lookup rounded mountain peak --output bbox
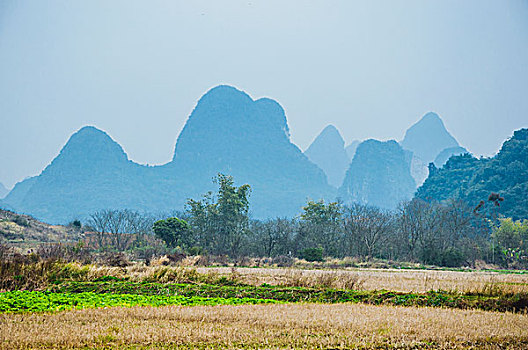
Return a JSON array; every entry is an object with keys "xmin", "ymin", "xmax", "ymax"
[
  {"xmin": 173, "ymin": 85, "xmax": 293, "ymax": 161},
  {"xmin": 57, "ymin": 126, "xmax": 129, "ymax": 165},
  {"xmin": 198, "ymin": 85, "xmax": 253, "ymax": 105}
]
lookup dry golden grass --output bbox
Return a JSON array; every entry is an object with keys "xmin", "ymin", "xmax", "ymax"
[
  {"xmin": 196, "ymin": 267, "xmax": 528, "ymax": 294},
  {"xmin": 31, "ymin": 262, "xmax": 527, "ymax": 294},
  {"xmin": 1, "ymin": 303, "xmax": 527, "ymax": 349},
  {"xmin": 14, "ymin": 260, "xmax": 525, "ymax": 295}
]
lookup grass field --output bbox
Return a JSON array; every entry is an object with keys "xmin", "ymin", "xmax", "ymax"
[
  {"xmin": 196, "ymin": 266, "xmax": 528, "ymax": 294},
  {"xmin": 2, "ymin": 263, "xmax": 528, "ymax": 349},
  {"xmin": 1, "ymin": 303, "xmax": 527, "ymax": 349}
]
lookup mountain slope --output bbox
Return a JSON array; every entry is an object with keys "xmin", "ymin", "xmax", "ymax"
[
  {"xmin": 0, "ymin": 182, "xmax": 8, "ymax": 199},
  {"xmin": 416, "ymin": 128, "xmax": 528, "ymax": 219},
  {"xmin": 304, "ymin": 125, "xmax": 350, "ymax": 187},
  {"xmin": 5, "ymin": 86, "xmax": 333, "ymax": 223},
  {"xmin": 401, "ymin": 112, "xmax": 460, "ymax": 164},
  {"xmin": 2, "ymin": 177, "xmax": 38, "ymax": 210},
  {"xmin": 3, "ymin": 127, "xmax": 157, "ymax": 223},
  {"xmin": 170, "ymin": 85, "xmax": 333, "ymax": 217},
  {"xmin": 345, "ymin": 140, "xmax": 360, "ymax": 161},
  {"xmin": 338, "ymin": 139, "xmax": 416, "ymax": 209}
]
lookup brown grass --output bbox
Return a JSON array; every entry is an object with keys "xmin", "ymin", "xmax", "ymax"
[
  {"xmin": 196, "ymin": 267, "xmax": 528, "ymax": 294},
  {"xmin": 1, "ymin": 303, "xmax": 527, "ymax": 349}
]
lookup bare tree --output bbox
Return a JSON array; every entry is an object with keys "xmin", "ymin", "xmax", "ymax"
[
  {"xmin": 86, "ymin": 209, "xmax": 112, "ymax": 249},
  {"xmin": 344, "ymin": 203, "xmax": 394, "ymax": 258}
]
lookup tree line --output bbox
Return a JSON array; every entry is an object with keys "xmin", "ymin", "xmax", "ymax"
[{"xmin": 84, "ymin": 174, "xmax": 527, "ymax": 269}]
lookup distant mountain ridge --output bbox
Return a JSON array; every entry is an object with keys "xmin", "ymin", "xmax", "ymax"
[
  {"xmin": 400, "ymin": 112, "xmax": 462, "ymax": 186},
  {"xmin": 345, "ymin": 140, "xmax": 360, "ymax": 161},
  {"xmin": 4, "ymin": 85, "xmax": 333, "ymax": 223},
  {"xmin": 170, "ymin": 85, "xmax": 333, "ymax": 218},
  {"xmin": 6, "ymin": 86, "xmax": 509, "ymax": 223},
  {"xmin": 338, "ymin": 139, "xmax": 416, "ymax": 209},
  {"xmin": 304, "ymin": 125, "xmax": 350, "ymax": 188}
]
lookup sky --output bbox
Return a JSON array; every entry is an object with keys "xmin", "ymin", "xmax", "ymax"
[{"xmin": 1, "ymin": 0, "xmax": 528, "ymax": 188}]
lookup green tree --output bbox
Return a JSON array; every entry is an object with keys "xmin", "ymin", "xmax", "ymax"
[
  {"xmin": 152, "ymin": 217, "xmax": 192, "ymax": 249},
  {"xmin": 299, "ymin": 200, "xmax": 343, "ymax": 257},
  {"xmin": 492, "ymin": 218, "xmax": 528, "ymax": 267},
  {"xmin": 186, "ymin": 174, "xmax": 251, "ymax": 257}
]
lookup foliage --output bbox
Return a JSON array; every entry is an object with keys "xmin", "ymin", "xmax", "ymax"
[
  {"xmin": 299, "ymin": 200, "xmax": 342, "ymax": 257},
  {"xmin": 300, "ymin": 247, "xmax": 324, "ymax": 262},
  {"xmin": 6, "ymin": 280, "xmax": 528, "ymax": 314},
  {"xmin": 0, "ymin": 290, "xmax": 279, "ymax": 313},
  {"xmin": 492, "ymin": 218, "xmax": 528, "ymax": 268},
  {"xmin": 13, "ymin": 215, "xmax": 29, "ymax": 227},
  {"xmin": 186, "ymin": 174, "xmax": 251, "ymax": 257},
  {"xmin": 152, "ymin": 217, "xmax": 191, "ymax": 249},
  {"xmin": 417, "ymin": 128, "xmax": 528, "ymax": 220}
]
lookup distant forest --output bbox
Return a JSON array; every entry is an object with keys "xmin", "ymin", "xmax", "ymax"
[{"xmin": 74, "ymin": 168, "xmax": 527, "ymax": 270}]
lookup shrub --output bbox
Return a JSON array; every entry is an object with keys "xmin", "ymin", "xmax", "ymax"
[
  {"xmin": 300, "ymin": 247, "xmax": 324, "ymax": 262},
  {"xmin": 13, "ymin": 215, "xmax": 29, "ymax": 227},
  {"xmin": 69, "ymin": 220, "xmax": 82, "ymax": 229}
]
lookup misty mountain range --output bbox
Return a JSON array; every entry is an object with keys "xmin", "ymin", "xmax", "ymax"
[{"xmin": 0, "ymin": 84, "xmax": 500, "ymax": 224}]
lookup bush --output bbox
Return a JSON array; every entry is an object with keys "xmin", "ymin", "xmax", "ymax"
[
  {"xmin": 187, "ymin": 246, "xmax": 203, "ymax": 256},
  {"xmin": 69, "ymin": 220, "xmax": 82, "ymax": 229},
  {"xmin": 13, "ymin": 215, "xmax": 29, "ymax": 227},
  {"xmin": 300, "ymin": 247, "xmax": 324, "ymax": 262},
  {"xmin": 441, "ymin": 248, "xmax": 466, "ymax": 267}
]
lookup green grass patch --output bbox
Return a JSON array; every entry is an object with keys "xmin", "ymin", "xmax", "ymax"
[
  {"xmin": 49, "ymin": 281, "xmax": 528, "ymax": 313},
  {"xmin": 0, "ymin": 290, "xmax": 281, "ymax": 313}
]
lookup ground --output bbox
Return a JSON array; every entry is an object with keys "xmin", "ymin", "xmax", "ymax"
[{"xmin": 1, "ymin": 266, "xmax": 528, "ymax": 349}]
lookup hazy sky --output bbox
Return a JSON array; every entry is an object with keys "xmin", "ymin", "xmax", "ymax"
[{"xmin": 1, "ymin": 0, "xmax": 528, "ymax": 188}]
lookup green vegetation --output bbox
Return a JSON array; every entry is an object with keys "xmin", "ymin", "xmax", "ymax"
[
  {"xmin": 417, "ymin": 128, "xmax": 528, "ymax": 220},
  {"xmin": 492, "ymin": 218, "xmax": 528, "ymax": 268},
  {"xmin": 0, "ymin": 290, "xmax": 279, "ymax": 313},
  {"xmin": 2, "ymin": 250, "xmax": 528, "ymax": 315},
  {"xmin": 187, "ymin": 173, "xmax": 251, "ymax": 257},
  {"xmin": 152, "ymin": 217, "xmax": 191, "ymax": 249},
  {"xmin": 3, "ymin": 280, "xmax": 525, "ymax": 314}
]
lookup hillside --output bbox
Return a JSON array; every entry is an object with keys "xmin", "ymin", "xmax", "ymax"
[
  {"xmin": 304, "ymin": 125, "xmax": 350, "ymax": 187},
  {"xmin": 3, "ymin": 127, "xmax": 158, "ymax": 223},
  {"xmin": 338, "ymin": 139, "xmax": 416, "ymax": 209},
  {"xmin": 0, "ymin": 209, "xmax": 81, "ymax": 250},
  {"xmin": 416, "ymin": 128, "xmax": 528, "ymax": 219}
]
